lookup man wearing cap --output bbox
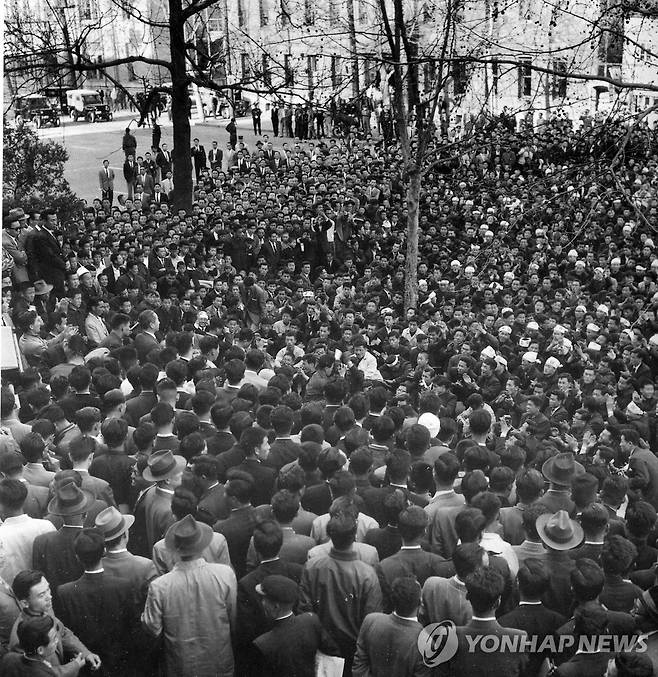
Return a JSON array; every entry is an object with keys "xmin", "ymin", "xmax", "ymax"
[
  {"xmin": 96, "ymin": 506, "xmax": 157, "ymax": 606},
  {"xmin": 253, "ymin": 574, "xmax": 340, "ymax": 677},
  {"xmin": 140, "ymin": 449, "xmax": 186, "ymax": 553},
  {"xmin": 32, "ymin": 479, "xmax": 95, "ymax": 596},
  {"xmin": 142, "ymin": 514, "xmax": 237, "ymax": 677}
]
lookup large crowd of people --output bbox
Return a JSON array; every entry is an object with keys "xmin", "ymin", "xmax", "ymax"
[{"xmin": 1, "ymin": 107, "xmax": 658, "ymax": 677}]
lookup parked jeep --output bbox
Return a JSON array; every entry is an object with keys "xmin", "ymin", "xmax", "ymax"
[
  {"xmin": 66, "ymin": 89, "xmax": 112, "ymax": 122},
  {"xmin": 14, "ymin": 95, "xmax": 60, "ymax": 128}
]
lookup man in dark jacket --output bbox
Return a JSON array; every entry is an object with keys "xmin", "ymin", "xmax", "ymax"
[
  {"xmin": 253, "ymin": 574, "xmax": 340, "ymax": 677},
  {"xmin": 32, "ymin": 480, "xmax": 95, "ymax": 598},
  {"xmin": 236, "ymin": 521, "xmax": 303, "ymax": 676},
  {"xmin": 190, "ymin": 138, "xmax": 207, "ymax": 181},
  {"xmin": 55, "ymin": 529, "xmax": 138, "ymax": 677},
  {"xmin": 214, "ymin": 470, "xmax": 258, "ymax": 579},
  {"xmin": 26, "ymin": 211, "xmax": 66, "ymax": 297}
]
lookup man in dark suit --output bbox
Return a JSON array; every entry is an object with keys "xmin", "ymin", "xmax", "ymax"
[
  {"xmin": 624, "ymin": 427, "xmax": 658, "ymax": 510},
  {"xmin": 236, "ymin": 522, "xmax": 304, "ymax": 675},
  {"xmin": 353, "ymin": 577, "xmax": 430, "ymax": 677},
  {"xmin": 150, "ymin": 183, "xmax": 169, "ymax": 207},
  {"xmin": 26, "ymin": 210, "xmax": 66, "ymax": 296},
  {"xmin": 96, "ymin": 506, "xmax": 157, "ymax": 608},
  {"xmin": 214, "ymin": 470, "xmax": 258, "ymax": 579},
  {"xmin": 439, "ymin": 567, "xmax": 528, "ymax": 677},
  {"xmin": 376, "ymin": 506, "xmax": 445, "ymax": 612},
  {"xmin": 191, "ymin": 137, "xmax": 207, "ymax": 181},
  {"xmin": 300, "ymin": 449, "xmax": 346, "ymax": 516},
  {"xmin": 147, "ymin": 244, "xmax": 175, "ymax": 280},
  {"xmin": 133, "ymin": 314, "xmax": 160, "ymax": 366},
  {"xmin": 98, "ymin": 159, "xmax": 115, "ymax": 204},
  {"xmin": 498, "ymin": 559, "xmax": 566, "ymax": 676},
  {"xmin": 123, "ymin": 154, "xmax": 138, "ymax": 198},
  {"xmin": 32, "ymin": 479, "xmax": 95, "ymax": 597},
  {"xmin": 252, "ymin": 575, "xmax": 340, "ymax": 677},
  {"xmin": 233, "ymin": 427, "xmax": 276, "ymax": 509},
  {"xmin": 156, "ymin": 142, "xmax": 172, "ymax": 178},
  {"xmin": 55, "ymin": 529, "xmax": 139, "ymax": 676},
  {"xmin": 208, "ymin": 140, "xmax": 223, "ymax": 171}
]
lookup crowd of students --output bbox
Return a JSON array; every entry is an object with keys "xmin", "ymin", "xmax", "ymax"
[{"xmin": 0, "ymin": 109, "xmax": 658, "ymax": 676}]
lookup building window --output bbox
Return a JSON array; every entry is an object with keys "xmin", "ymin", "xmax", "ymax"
[
  {"xmin": 304, "ymin": 0, "xmax": 315, "ymax": 24},
  {"xmin": 307, "ymin": 54, "xmax": 317, "ymax": 92},
  {"xmin": 284, "ymin": 53, "xmax": 294, "ymax": 85},
  {"xmin": 241, "ymin": 53, "xmax": 250, "ymax": 78},
  {"xmin": 79, "ymin": 0, "xmax": 98, "ymax": 21},
  {"xmin": 358, "ymin": 0, "xmax": 368, "ymax": 22},
  {"xmin": 259, "ymin": 0, "xmax": 269, "ymax": 25},
  {"xmin": 281, "ymin": 0, "xmax": 290, "ymax": 25},
  {"xmin": 237, "ymin": 0, "xmax": 246, "ymax": 27},
  {"xmin": 331, "ymin": 55, "xmax": 343, "ymax": 87},
  {"xmin": 518, "ymin": 59, "xmax": 531, "ymax": 97},
  {"xmin": 552, "ymin": 58, "xmax": 567, "ymax": 98},
  {"xmin": 262, "ymin": 54, "xmax": 271, "ymax": 86},
  {"xmin": 452, "ymin": 60, "xmax": 467, "ymax": 95},
  {"xmin": 329, "ymin": 0, "xmax": 339, "ymax": 25},
  {"xmin": 491, "ymin": 60, "xmax": 499, "ymax": 94}
]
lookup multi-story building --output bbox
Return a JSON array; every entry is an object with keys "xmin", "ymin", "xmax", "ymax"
[
  {"xmin": 621, "ymin": 9, "xmax": 658, "ymax": 126},
  {"xmin": 4, "ymin": 0, "xmax": 169, "ymax": 103}
]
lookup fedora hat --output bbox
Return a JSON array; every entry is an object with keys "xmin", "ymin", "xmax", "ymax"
[
  {"xmin": 143, "ymin": 449, "xmax": 186, "ymax": 482},
  {"xmin": 164, "ymin": 515, "xmax": 213, "ymax": 556},
  {"xmin": 33, "ymin": 280, "xmax": 54, "ymax": 296},
  {"xmin": 541, "ymin": 452, "xmax": 585, "ymax": 486},
  {"xmin": 94, "ymin": 506, "xmax": 135, "ymax": 541},
  {"xmin": 47, "ymin": 479, "xmax": 95, "ymax": 516},
  {"xmin": 536, "ymin": 510, "xmax": 584, "ymax": 550}
]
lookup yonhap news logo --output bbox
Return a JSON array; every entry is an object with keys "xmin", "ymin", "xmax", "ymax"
[
  {"xmin": 417, "ymin": 626, "xmax": 646, "ymax": 668},
  {"xmin": 417, "ymin": 621, "xmax": 459, "ymax": 667}
]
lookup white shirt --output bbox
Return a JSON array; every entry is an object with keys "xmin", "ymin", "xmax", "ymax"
[
  {"xmin": 356, "ymin": 350, "xmax": 383, "ymax": 382},
  {"xmin": 0, "ymin": 514, "xmax": 55, "ymax": 584},
  {"xmin": 481, "ymin": 531, "xmax": 519, "ymax": 577}
]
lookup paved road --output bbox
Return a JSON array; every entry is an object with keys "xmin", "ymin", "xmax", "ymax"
[{"xmin": 37, "ymin": 110, "xmax": 279, "ymax": 204}]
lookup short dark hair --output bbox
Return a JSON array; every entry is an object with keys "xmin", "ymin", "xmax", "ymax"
[
  {"xmin": 390, "ymin": 576, "xmax": 421, "ymax": 617},
  {"xmin": 327, "ymin": 514, "xmax": 357, "ymax": 549},
  {"xmin": 570, "ymin": 558, "xmax": 604, "ymax": 602},
  {"xmin": 517, "ymin": 558, "xmax": 550, "ymax": 598},
  {"xmin": 16, "ymin": 614, "xmax": 54, "ymax": 654},
  {"xmin": 101, "ymin": 417, "xmax": 129, "ymax": 447},
  {"xmin": 469, "ymin": 409, "xmax": 492, "ymax": 435},
  {"xmin": 515, "ymin": 468, "xmax": 544, "ymax": 503},
  {"xmin": 433, "ymin": 453, "xmax": 460, "ymax": 485},
  {"xmin": 67, "ymin": 435, "xmax": 97, "ymax": 463},
  {"xmin": 0, "ymin": 478, "xmax": 28, "ymax": 511},
  {"xmin": 170, "ymin": 487, "xmax": 198, "ymax": 520},
  {"xmin": 253, "ymin": 520, "xmax": 282, "ymax": 559},
  {"xmin": 12, "ymin": 569, "xmax": 46, "ymax": 601},
  {"xmin": 454, "ymin": 507, "xmax": 486, "ymax": 543},
  {"xmin": 270, "ymin": 405, "xmax": 294, "ymax": 434},
  {"xmin": 74, "ymin": 528, "xmax": 106, "ymax": 568},
  {"xmin": 453, "ymin": 542, "xmax": 485, "ymax": 580},
  {"xmin": 601, "ymin": 535, "xmax": 637, "ymax": 575},
  {"xmin": 271, "ymin": 490, "xmax": 300, "ymax": 523},
  {"xmin": 465, "ymin": 567, "xmax": 505, "ymax": 614},
  {"xmin": 19, "ymin": 432, "xmax": 46, "ymax": 463},
  {"xmin": 225, "ymin": 469, "xmax": 254, "ymax": 503}
]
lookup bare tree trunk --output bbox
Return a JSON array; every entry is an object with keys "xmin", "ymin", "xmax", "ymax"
[
  {"xmin": 404, "ymin": 168, "xmax": 421, "ymax": 311},
  {"xmin": 169, "ymin": 0, "xmax": 193, "ymax": 212},
  {"xmin": 346, "ymin": 0, "xmax": 360, "ymax": 98}
]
